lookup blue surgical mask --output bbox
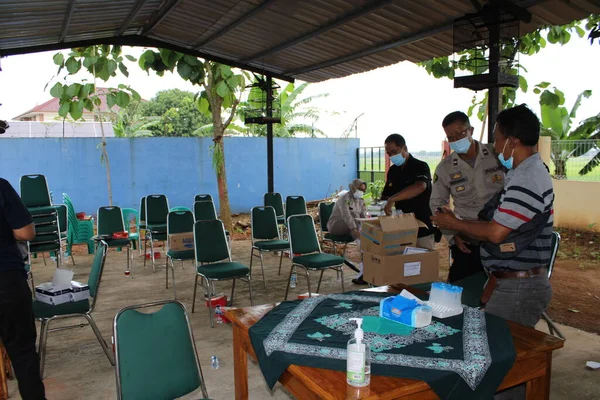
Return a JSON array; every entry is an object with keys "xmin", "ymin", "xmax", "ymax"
[
  {"xmin": 449, "ymin": 137, "xmax": 471, "ymax": 154},
  {"xmin": 498, "ymin": 141, "xmax": 514, "ymax": 170},
  {"xmin": 390, "ymin": 153, "xmax": 406, "ymax": 166}
]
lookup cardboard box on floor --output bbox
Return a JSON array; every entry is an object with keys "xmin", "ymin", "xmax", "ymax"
[{"xmin": 169, "ymin": 232, "xmax": 194, "ymax": 251}]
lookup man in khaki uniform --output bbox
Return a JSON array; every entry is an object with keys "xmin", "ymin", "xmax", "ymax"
[{"xmin": 430, "ymin": 111, "xmax": 505, "ymax": 282}]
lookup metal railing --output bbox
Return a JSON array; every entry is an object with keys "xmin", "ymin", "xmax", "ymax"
[
  {"xmin": 550, "ymin": 140, "xmax": 600, "ymax": 181},
  {"xmin": 357, "ymin": 147, "xmax": 442, "ymax": 183}
]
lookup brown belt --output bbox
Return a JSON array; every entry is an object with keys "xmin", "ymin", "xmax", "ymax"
[{"xmin": 480, "ymin": 267, "xmax": 548, "ymax": 305}]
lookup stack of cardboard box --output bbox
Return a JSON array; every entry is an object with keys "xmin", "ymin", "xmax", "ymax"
[{"xmin": 359, "ymin": 213, "xmax": 439, "ymax": 286}]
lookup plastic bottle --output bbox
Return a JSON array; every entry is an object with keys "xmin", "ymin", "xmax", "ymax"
[
  {"xmin": 215, "ymin": 305, "xmax": 223, "ymax": 324},
  {"xmin": 290, "ymin": 271, "xmax": 297, "ymax": 288},
  {"xmin": 347, "ymin": 318, "xmax": 371, "ymax": 387},
  {"xmin": 211, "ymin": 355, "xmax": 219, "ymax": 369}
]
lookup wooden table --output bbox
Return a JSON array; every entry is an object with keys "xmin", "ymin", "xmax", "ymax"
[
  {"xmin": 0, "ymin": 341, "xmax": 9, "ymax": 400},
  {"xmin": 224, "ymin": 284, "xmax": 565, "ymax": 400}
]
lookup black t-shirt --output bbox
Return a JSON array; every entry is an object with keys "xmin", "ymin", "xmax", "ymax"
[
  {"xmin": 0, "ymin": 178, "xmax": 33, "ymax": 271},
  {"xmin": 381, "ymin": 154, "xmax": 433, "ymax": 237}
]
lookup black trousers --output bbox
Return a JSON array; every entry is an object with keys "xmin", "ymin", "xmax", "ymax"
[
  {"xmin": 448, "ymin": 243, "xmax": 484, "ymax": 283},
  {"xmin": 0, "ymin": 270, "xmax": 46, "ymax": 400}
]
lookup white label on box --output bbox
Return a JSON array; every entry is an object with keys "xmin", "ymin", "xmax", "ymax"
[{"xmin": 404, "ymin": 261, "xmax": 422, "ymax": 277}]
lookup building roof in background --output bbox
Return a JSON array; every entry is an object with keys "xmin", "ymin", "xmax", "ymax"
[{"xmin": 0, "ymin": 0, "xmax": 598, "ymax": 83}]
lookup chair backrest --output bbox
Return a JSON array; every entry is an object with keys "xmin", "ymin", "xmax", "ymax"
[
  {"xmin": 20, "ymin": 174, "xmax": 52, "ymax": 207},
  {"xmin": 145, "ymin": 195, "xmax": 169, "ymax": 226},
  {"xmin": 264, "ymin": 192, "xmax": 284, "ymax": 217},
  {"xmin": 114, "ymin": 300, "xmax": 208, "ymax": 400},
  {"xmin": 97, "ymin": 206, "xmax": 125, "ymax": 236},
  {"xmin": 318, "ymin": 202, "xmax": 335, "ymax": 233},
  {"xmin": 89, "ymin": 241, "xmax": 108, "ymax": 309},
  {"xmin": 193, "ymin": 201, "xmax": 217, "ymax": 222},
  {"xmin": 194, "ymin": 220, "xmax": 230, "ymax": 263},
  {"xmin": 285, "ymin": 196, "xmax": 307, "ymax": 220},
  {"xmin": 121, "ymin": 208, "xmax": 139, "ymax": 234},
  {"xmin": 194, "ymin": 194, "xmax": 213, "ymax": 203},
  {"xmin": 547, "ymin": 231, "xmax": 561, "ymax": 279},
  {"xmin": 56, "ymin": 204, "xmax": 67, "ymax": 234},
  {"xmin": 170, "ymin": 206, "xmax": 192, "ymax": 213},
  {"xmin": 168, "ymin": 211, "xmax": 194, "ymax": 235},
  {"xmin": 288, "ymin": 214, "xmax": 320, "ymax": 256},
  {"xmin": 251, "ymin": 206, "xmax": 280, "ymax": 242},
  {"xmin": 62, "ymin": 193, "xmax": 78, "ymax": 239},
  {"xmin": 139, "ymin": 197, "xmax": 146, "ymax": 223}
]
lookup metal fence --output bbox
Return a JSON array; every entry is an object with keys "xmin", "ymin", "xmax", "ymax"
[
  {"xmin": 357, "ymin": 147, "xmax": 442, "ymax": 183},
  {"xmin": 550, "ymin": 140, "xmax": 600, "ymax": 181},
  {"xmin": 0, "ymin": 121, "xmax": 115, "ymax": 138}
]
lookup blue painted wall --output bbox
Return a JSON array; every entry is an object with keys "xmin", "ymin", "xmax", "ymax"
[{"xmin": 0, "ymin": 137, "xmax": 359, "ymax": 215}]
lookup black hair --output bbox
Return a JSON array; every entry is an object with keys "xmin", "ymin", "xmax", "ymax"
[
  {"xmin": 495, "ymin": 104, "xmax": 540, "ymax": 146},
  {"xmin": 384, "ymin": 133, "xmax": 406, "ymax": 147},
  {"xmin": 442, "ymin": 111, "xmax": 470, "ymax": 128}
]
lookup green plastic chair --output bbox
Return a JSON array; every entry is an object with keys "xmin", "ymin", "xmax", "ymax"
[
  {"xmin": 284, "ymin": 214, "xmax": 345, "ymax": 300},
  {"xmin": 193, "ymin": 219, "xmax": 253, "ymax": 327},
  {"xmin": 20, "ymin": 174, "xmax": 53, "ymax": 212},
  {"xmin": 319, "ymin": 202, "xmax": 355, "ymax": 253},
  {"xmin": 27, "ymin": 207, "xmax": 61, "ymax": 269},
  {"xmin": 34, "ymin": 241, "xmax": 114, "ymax": 378},
  {"xmin": 145, "ymin": 194, "xmax": 169, "ymax": 271},
  {"xmin": 62, "ymin": 193, "xmax": 95, "ymax": 255},
  {"xmin": 166, "ymin": 210, "xmax": 195, "ymax": 298},
  {"xmin": 114, "ymin": 300, "xmax": 210, "ymax": 400},
  {"xmin": 264, "ymin": 192, "xmax": 285, "ymax": 226},
  {"xmin": 170, "ymin": 206, "xmax": 192, "ymax": 212},
  {"xmin": 121, "ymin": 208, "xmax": 140, "ymax": 251},
  {"xmin": 95, "ymin": 206, "xmax": 133, "ymax": 276},
  {"xmin": 250, "ymin": 206, "xmax": 289, "ymax": 284},
  {"xmin": 194, "ymin": 194, "xmax": 213, "ymax": 203}
]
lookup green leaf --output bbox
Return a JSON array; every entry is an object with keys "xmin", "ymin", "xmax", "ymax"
[
  {"xmin": 58, "ymin": 101, "xmax": 71, "ymax": 117},
  {"xmin": 541, "ymin": 104, "xmax": 564, "ymax": 135},
  {"xmin": 106, "ymin": 93, "xmax": 117, "ymax": 108},
  {"xmin": 107, "ymin": 60, "xmax": 118, "ymax": 75},
  {"xmin": 49, "ymin": 82, "xmax": 64, "ymax": 99},
  {"xmin": 93, "ymin": 97, "xmax": 102, "ymax": 107},
  {"xmin": 139, "ymin": 50, "xmax": 155, "ymax": 70},
  {"xmin": 518, "ymin": 76, "xmax": 528, "ymax": 93},
  {"xmin": 125, "ymin": 55, "xmax": 137, "ymax": 62},
  {"xmin": 197, "ymin": 96, "xmax": 210, "ymax": 117},
  {"xmin": 69, "ymin": 100, "xmax": 84, "ymax": 120},
  {"xmin": 540, "ymin": 90, "xmax": 561, "ymax": 108},
  {"xmin": 219, "ymin": 64, "xmax": 233, "ymax": 78},
  {"xmin": 84, "ymin": 98, "xmax": 94, "ymax": 112},
  {"xmin": 160, "ymin": 49, "xmax": 174, "ymax": 67},
  {"xmin": 118, "ymin": 62, "xmax": 129, "ymax": 77},
  {"xmin": 80, "ymin": 83, "xmax": 94, "ymax": 99},
  {"xmin": 537, "ymin": 81, "xmax": 551, "ymax": 89},
  {"xmin": 65, "ymin": 57, "xmax": 81, "ymax": 74},
  {"xmin": 53, "ymin": 53, "xmax": 64, "ymax": 66},
  {"xmin": 533, "ymin": 88, "xmax": 541, "ymax": 94},
  {"xmin": 177, "ymin": 59, "xmax": 193, "ymax": 80},
  {"xmin": 183, "ymin": 55, "xmax": 202, "ymax": 66},
  {"xmin": 66, "ymin": 83, "xmax": 82, "ymax": 98},
  {"xmin": 575, "ymin": 26, "xmax": 585, "ymax": 38},
  {"xmin": 82, "ymin": 56, "xmax": 98, "ymax": 69},
  {"xmin": 130, "ymin": 89, "xmax": 141, "ymax": 102},
  {"xmin": 115, "ymin": 91, "xmax": 130, "ymax": 108},
  {"xmin": 216, "ymin": 81, "xmax": 230, "ymax": 97}
]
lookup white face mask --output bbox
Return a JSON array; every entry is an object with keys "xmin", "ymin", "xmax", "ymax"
[{"xmin": 354, "ymin": 190, "xmax": 364, "ymax": 199}]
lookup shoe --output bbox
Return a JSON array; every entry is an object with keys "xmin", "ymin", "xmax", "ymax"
[{"xmin": 352, "ymin": 277, "xmax": 368, "ymax": 285}]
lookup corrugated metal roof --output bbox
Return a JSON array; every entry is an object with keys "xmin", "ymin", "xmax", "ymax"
[{"xmin": 0, "ymin": 0, "xmax": 598, "ymax": 82}]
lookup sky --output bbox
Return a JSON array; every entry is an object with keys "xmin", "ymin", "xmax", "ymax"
[{"xmin": 1, "ymin": 31, "xmax": 599, "ymax": 151}]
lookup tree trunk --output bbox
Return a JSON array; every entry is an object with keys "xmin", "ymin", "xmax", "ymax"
[
  {"xmin": 214, "ymin": 136, "xmax": 232, "ymax": 231},
  {"xmin": 97, "ymin": 109, "xmax": 113, "ymax": 205},
  {"xmin": 555, "ymin": 158, "xmax": 567, "ymax": 179}
]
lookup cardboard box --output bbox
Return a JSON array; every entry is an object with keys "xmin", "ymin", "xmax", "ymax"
[
  {"xmin": 169, "ymin": 232, "xmax": 194, "ymax": 251},
  {"xmin": 362, "ymin": 250, "xmax": 440, "ymax": 286},
  {"xmin": 70, "ymin": 281, "xmax": 90, "ymax": 302},
  {"xmin": 359, "ymin": 214, "xmax": 427, "ymax": 256},
  {"xmin": 35, "ymin": 283, "xmax": 72, "ymax": 306}
]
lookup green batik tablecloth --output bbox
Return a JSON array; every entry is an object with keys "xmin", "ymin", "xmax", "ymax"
[{"xmin": 249, "ymin": 291, "xmax": 515, "ymax": 400}]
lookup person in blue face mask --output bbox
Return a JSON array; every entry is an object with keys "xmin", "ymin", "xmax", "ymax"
[{"xmin": 430, "ymin": 111, "xmax": 505, "ymax": 283}]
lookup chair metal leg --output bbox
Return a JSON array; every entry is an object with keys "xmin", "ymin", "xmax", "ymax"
[
  {"xmin": 41, "ymin": 252, "xmax": 47, "ymax": 266},
  {"xmin": 192, "ymin": 274, "xmax": 199, "ymax": 313},
  {"xmin": 284, "ymin": 265, "xmax": 294, "ymax": 301},
  {"xmin": 542, "ymin": 311, "xmax": 565, "ymax": 340},
  {"xmin": 171, "ymin": 259, "xmax": 177, "ymax": 299},
  {"xmin": 70, "ymin": 252, "xmax": 76, "ymax": 266},
  {"xmin": 126, "ymin": 246, "xmax": 132, "ymax": 278},
  {"xmin": 150, "ymin": 236, "xmax": 156, "ymax": 272},
  {"xmin": 305, "ymin": 269, "xmax": 312, "ymax": 297},
  {"xmin": 38, "ymin": 319, "xmax": 50, "ymax": 378},
  {"xmin": 230, "ymin": 278, "xmax": 236, "ymax": 306},
  {"xmin": 165, "ymin": 257, "xmax": 169, "ymax": 289},
  {"xmin": 258, "ymin": 252, "xmax": 267, "ymax": 288},
  {"xmin": 247, "ymin": 274, "xmax": 254, "ymax": 306},
  {"xmin": 278, "ymin": 251, "xmax": 284, "ymax": 278},
  {"xmin": 143, "ymin": 235, "xmax": 148, "ymax": 268},
  {"xmin": 317, "ymin": 270, "xmax": 324, "ymax": 293},
  {"xmin": 339, "ymin": 266, "xmax": 345, "ymax": 292},
  {"xmin": 84, "ymin": 314, "xmax": 114, "ymax": 365},
  {"xmin": 249, "ymin": 247, "xmax": 254, "ymax": 279},
  {"xmin": 208, "ymin": 280, "xmax": 215, "ymax": 328}
]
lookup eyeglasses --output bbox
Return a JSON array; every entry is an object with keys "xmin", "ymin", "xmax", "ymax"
[{"xmin": 446, "ymin": 127, "xmax": 471, "ymax": 143}]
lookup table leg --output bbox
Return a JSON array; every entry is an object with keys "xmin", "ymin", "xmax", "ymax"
[
  {"xmin": 233, "ymin": 325, "xmax": 249, "ymax": 400},
  {"xmin": 0, "ymin": 343, "xmax": 8, "ymax": 400},
  {"xmin": 526, "ymin": 353, "xmax": 552, "ymax": 400}
]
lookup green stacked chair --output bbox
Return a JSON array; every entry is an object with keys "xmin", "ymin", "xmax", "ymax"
[
  {"xmin": 34, "ymin": 241, "xmax": 114, "ymax": 378},
  {"xmin": 170, "ymin": 206, "xmax": 192, "ymax": 212},
  {"xmin": 193, "ymin": 219, "xmax": 253, "ymax": 327},
  {"xmin": 52, "ymin": 204, "xmax": 75, "ymax": 264},
  {"xmin": 95, "ymin": 206, "xmax": 133, "ymax": 276},
  {"xmin": 193, "ymin": 200, "xmax": 232, "ymax": 250},
  {"xmin": 264, "ymin": 192, "xmax": 285, "ymax": 226},
  {"xmin": 250, "ymin": 206, "xmax": 290, "ymax": 284},
  {"xmin": 145, "ymin": 194, "xmax": 169, "ymax": 271},
  {"xmin": 62, "ymin": 193, "xmax": 95, "ymax": 255},
  {"xmin": 194, "ymin": 194, "xmax": 213, "ymax": 203},
  {"xmin": 166, "ymin": 210, "xmax": 195, "ymax": 298},
  {"xmin": 284, "ymin": 214, "xmax": 345, "ymax": 300},
  {"xmin": 114, "ymin": 300, "xmax": 210, "ymax": 400},
  {"xmin": 20, "ymin": 174, "xmax": 62, "ymax": 268},
  {"xmin": 121, "ymin": 208, "xmax": 140, "ymax": 251}
]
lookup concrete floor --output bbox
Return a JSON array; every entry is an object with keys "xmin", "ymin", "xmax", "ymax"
[{"xmin": 5, "ymin": 240, "xmax": 600, "ymax": 400}]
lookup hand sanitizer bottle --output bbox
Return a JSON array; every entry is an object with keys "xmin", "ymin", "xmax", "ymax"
[{"xmin": 347, "ymin": 317, "xmax": 371, "ymax": 387}]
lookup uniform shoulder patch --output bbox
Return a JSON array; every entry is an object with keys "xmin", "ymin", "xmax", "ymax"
[{"xmin": 433, "ymin": 173, "xmax": 438, "ymax": 183}]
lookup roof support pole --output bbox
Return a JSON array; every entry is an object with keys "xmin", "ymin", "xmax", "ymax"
[
  {"xmin": 266, "ymin": 75, "xmax": 274, "ymax": 193},
  {"xmin": 487, "ymin": 20, "xmax": 501, "ymax": 144}
]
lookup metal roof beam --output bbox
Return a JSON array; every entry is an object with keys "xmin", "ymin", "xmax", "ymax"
[
  {"xmin": 242, "ymin": 0, "xmax": 394, "ymax": 63},
  {"xmin": 195, "ymin": 0, "xmax": 276, "ymax": 49},
  {"xmin": 141, "ymin": 0, "xmax": 184, "ymax": 36},
  {"xmin": 0, "ymin": 35, "xmax": 294, "ymax": 82},
  {"xmin": 59, "ymin": 0, "xmax": 78, "ymax": 43},
  {"xmin": 117, "ymin": 0, "xmax": 148, "ymax": 36}
]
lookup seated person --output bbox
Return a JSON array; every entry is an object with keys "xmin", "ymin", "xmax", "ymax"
[{"xmin": 327, "ymin": 179, "xmax": 367, "ymax": 285}]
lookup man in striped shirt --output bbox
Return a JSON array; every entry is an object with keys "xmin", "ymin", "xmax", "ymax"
[{"xmin": 432, "ymin": 104, "xmax": 553, "ymax": 327}]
